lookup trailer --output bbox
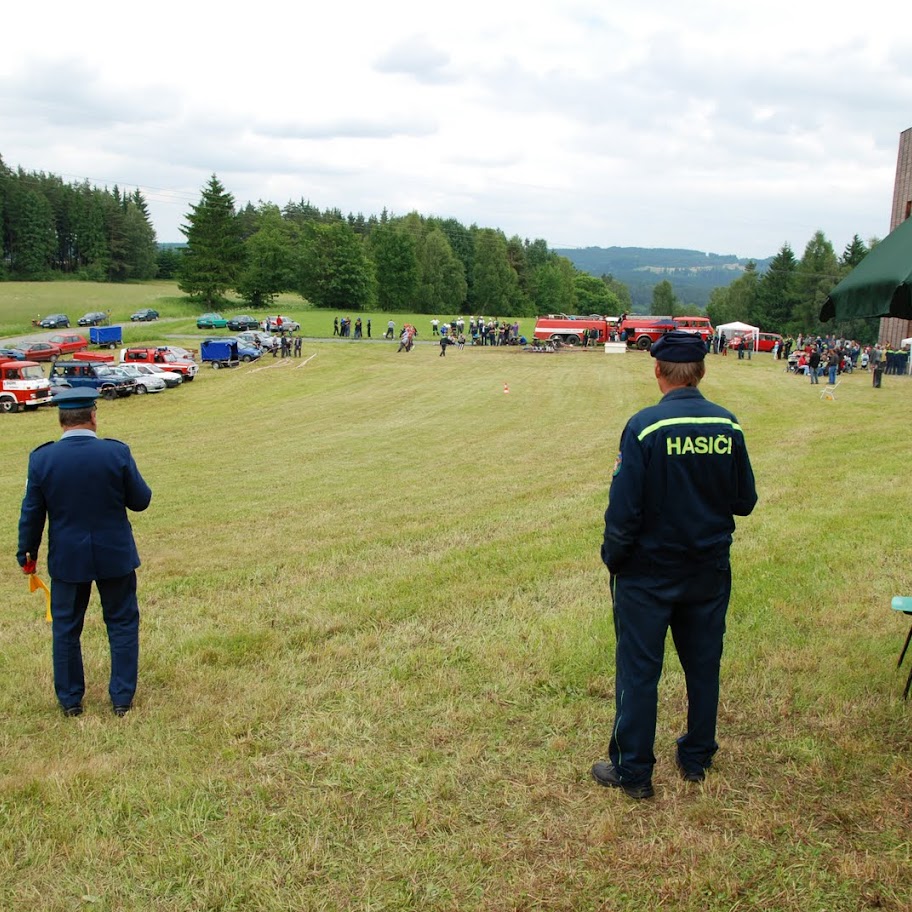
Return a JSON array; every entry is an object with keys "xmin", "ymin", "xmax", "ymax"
[
  {"xmin": 200, "ymin": 339, "xmax": 239, "ymax": 369},
  {"xmin": 90, "ymin": 325, "xmax": 123, "ymax": 349}
]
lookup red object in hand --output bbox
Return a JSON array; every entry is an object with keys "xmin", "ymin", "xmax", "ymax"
[{"xmin": 22, "ymin": 559, "xmax": 37, "ymax": 575}]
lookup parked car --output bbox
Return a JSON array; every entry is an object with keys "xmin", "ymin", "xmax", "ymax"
[
  {"xmin": 0, "ymin": 347, "xmax": 26, "ymax": 361},
  {"xmin": 226, "ymin": 315, "xmax": 260, "ymax": 331},
  {"xmin": 130, "ymin": 308, "xmax": 160, "ymax": 322},
  {"xmin": 261, "ymin": 316, "xmax": 301, "ymax": 332},
  {"xmin": 38, "ymin": 314, "xmax": 70, "ymax": 329},
  {"xmin": 113, "ymin": 364, "xmax": 167, "ymax": 394},
  {"xmin": 78, "ymin": 311, "xmax": 109, "ymax": 327},
  {"xmin": 235, "ymin": 331, "xmax": 276, "ymax": 349},
  {"xmin": 728, "ymin": 332, "xmax": 783, "ymax": 353},
  {"xmin": 197, "ymin": 312, "xmax": 228, "ymax": 329},
  {"xmin": 13, "ymin": 341, "xmax": 62, "ymax": 362},
  {"xmin": 50, "ymin": 360, "xmax": 134, "ymax": 398},
  {"xmin": 48, "ymin": 333, "xmax": 89, "ymax": 355},
  {"xmin": 120, "ymin": 348, "xmax": 198, "ymax": 380},
  {"xmin": 131, "ymin": 363, "xmax": 183, "ymax": 387}
]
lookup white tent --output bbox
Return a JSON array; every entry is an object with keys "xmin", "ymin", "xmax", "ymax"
[{"xmin": 715, "ymin": 321, "xmax": 759, "ymax": 351}]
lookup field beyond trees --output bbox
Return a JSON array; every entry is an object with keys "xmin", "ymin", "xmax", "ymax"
[{"xmin": 1, "ymin": 285, "xmax": 910, "ymax": 911}]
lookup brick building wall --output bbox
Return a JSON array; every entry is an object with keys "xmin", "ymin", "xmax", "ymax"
[{"xmin": 880, "ymin": 127, "xmax": 912, "ymax": 343}]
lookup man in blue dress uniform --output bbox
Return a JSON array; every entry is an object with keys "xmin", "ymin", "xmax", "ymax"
[
  {"xmin": 17, "ymin": 388, "xmax": 152, "ymax": 717},
  {"xmin": 591, "ymin": 332, "xmax": 757, "ymax": 799}
]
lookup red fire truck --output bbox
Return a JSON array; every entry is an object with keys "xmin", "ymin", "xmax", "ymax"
[
  {"xmin": 619, "ymin": 316, "xmax": 714, "ymax": 350},
  {"xmin": 533, "ymin": 313, "xmax": 714, "ymax": 350},
  {"xmin": 0, "ymin": 359, "xmax": 52, "ymax": 413},
  {"xmin": 532, "ymin": 314, "xmax": 621, "ymax": 346}
]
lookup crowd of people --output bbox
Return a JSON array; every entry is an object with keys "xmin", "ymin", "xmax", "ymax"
[
  {"xmin": 431, "ymin": 316, "xmax": 522, "ymax": 346},
  {"xmin": 783, "ymin": 335, "xmax": 910, "ymax": 386}
]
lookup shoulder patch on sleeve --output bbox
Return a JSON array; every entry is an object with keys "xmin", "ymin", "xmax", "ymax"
[{"xmin": 612, "ymin": 451, "xmax": 622, "ymax": 477}]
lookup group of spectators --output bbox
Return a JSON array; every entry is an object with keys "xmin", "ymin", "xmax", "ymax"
[
  {"xmin": 431, "ymin": 317, "xmax": 521, "ymax": 346},
  {"xmin": 786, "ymin": 334, "xmax": 910, "ymax": 386},
  {"xmin": 333, "ymin": 317, "xmax": 369, "ymax": 339},
  {"xmin": 263, "ymin": 334, "xmax": 302, "ymax": 358}
]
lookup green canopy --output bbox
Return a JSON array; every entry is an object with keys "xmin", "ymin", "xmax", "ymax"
[{"xmin": 820, "ymin": 216, "xmax": 912, "ymax": 322}]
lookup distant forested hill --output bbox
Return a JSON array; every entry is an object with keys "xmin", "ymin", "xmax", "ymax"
[{"xmin": 555, "ymin": 246, "xmax": 773, "ymax": 311}]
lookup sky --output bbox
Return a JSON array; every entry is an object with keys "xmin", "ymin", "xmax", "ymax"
[{"xmin": 2, "ymin": 0, "xmax": 910, "ymax": 259}]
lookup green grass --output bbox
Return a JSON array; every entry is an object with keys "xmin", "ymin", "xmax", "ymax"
[
  {"xmin": 1, "ymin": 284, "xmax": 911, "ymax": 911},
  {"xmin": 0, "ymin": 281, "xmax": 497, "ymax": 345}
]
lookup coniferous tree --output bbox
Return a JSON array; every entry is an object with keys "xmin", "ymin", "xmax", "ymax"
[
  {"xmin": 119, "ymin": 192, "xmax": 158, "ymax": 280},
  {"xmin": 178, "ymin": 175, "xmax": 244, "ymax": 305},
  {"xmin": 792, "ymin": 231, "xmax": 839, "ymax": 333},
  {"xmin": 753, "ymin": 244, "xmax": 799, "ymax": 332},
  {"xmin": 8, "ymin": 188, "xmax": 56, "ymax": 278}
]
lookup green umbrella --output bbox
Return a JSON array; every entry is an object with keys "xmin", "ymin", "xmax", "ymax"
[{"xmin": 820, "ymin": 217, "xmax": 912, "ymax": 322}]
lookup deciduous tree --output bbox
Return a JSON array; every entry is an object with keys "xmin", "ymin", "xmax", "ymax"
[
  {"xmin": 650, "ymin": 279, "xmax": 678, "ymax": 316},
  {"xmin": 415, "ymin": 228, "xmax": 467, "ymax": 314},
  {"xmin": 298, "ymin": 220, "xmax": 376, "ymax": 310},
  {"xmin": 370, "ymin": 224, "xmax": 419, "ymax": 312}
]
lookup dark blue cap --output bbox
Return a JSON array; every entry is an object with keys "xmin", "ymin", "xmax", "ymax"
[
  {"xmin": 51, "ymin": 387, "xmax": 100, "ymax": 410},
  {"xmin": 650, "ymin": 331, "xmax": 707, "ymax": 362}
]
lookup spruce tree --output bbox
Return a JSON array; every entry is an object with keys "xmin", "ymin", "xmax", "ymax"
[{"xmin": 178, "ymin": 175, "xmax": 244, "ymax": 305}]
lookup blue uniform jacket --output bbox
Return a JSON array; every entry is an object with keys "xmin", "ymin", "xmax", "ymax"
[
  {"xmin": 602, "ymin": 387, "xmax": 757, "ymax": 575},
  {"xmin": 17, "ymin": 435, "xmax": 152, "ymax": 582}
]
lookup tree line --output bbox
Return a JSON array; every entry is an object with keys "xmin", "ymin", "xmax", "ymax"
[
  {"xmin": 0, "ymin": 155, "xmax": 159, "ymax": 282},
  {"xmin": 705, "ymin": 231, "xmax": 879, "ymax": 343},
  {"xmin": 177, "ymin": 175, "xmax": 633, "ymax": 317},
  {"xmin": 0, "ymin": 157, "xmax": 880, "ymax": 339}
]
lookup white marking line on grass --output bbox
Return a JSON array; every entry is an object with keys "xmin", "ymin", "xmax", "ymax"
[
  {"xmin": 295, "ymin": 353, "xmax": 317, "ymax": 369},
  {"xmin": 250, "ymin": 359, "xmax": 292, "ymax": 373}
]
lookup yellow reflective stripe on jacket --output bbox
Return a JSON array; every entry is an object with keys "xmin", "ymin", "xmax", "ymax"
[{"xmin": 636, "ymin": 416, "xmax": 743, "ymax": 442}]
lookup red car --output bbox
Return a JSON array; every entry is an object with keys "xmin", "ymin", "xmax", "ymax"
[
  {"xmin": 728, "ymin": 332, "xmax": 783, "ymax": 353},
  {"xmin": 47, "ymin": 332, "xmax": 89, "ymax": 355},
  {"xmin": 13, "ymin": 341, "xmax": 62, "ymax": 362}
]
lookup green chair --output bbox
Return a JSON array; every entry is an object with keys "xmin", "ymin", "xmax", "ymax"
[{"xmin": 891, "ymin": 596, "xmax": 912, "ymax": 700}]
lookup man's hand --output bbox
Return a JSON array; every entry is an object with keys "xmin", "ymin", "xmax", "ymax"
[{"xmin": 22, "ymin": 553, "xmax": 36, "ymax": 575}]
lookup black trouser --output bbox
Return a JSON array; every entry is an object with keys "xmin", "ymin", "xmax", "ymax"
[
  {"xmin": 51, "ymin": 572, "xmax": 139, "ymax": 708},
  {"xmin": 608, "ymin": 562, "xmax": 731, "ymax": 784}
]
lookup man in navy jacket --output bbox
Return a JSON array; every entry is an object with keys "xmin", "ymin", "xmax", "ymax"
[
  {"xmin": 17, "ymin": 388, "xmax": 152, "ymax": 717},
  {"xmin": 592, "ymin": 332, "xmax": 757, "ymax": 799}
]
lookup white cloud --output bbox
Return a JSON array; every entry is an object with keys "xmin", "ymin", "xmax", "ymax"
[{"xmin": 1, "ymin": 0, "xmax": 909, "ymax": 255}]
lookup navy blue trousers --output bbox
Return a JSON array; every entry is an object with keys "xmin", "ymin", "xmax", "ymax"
[
  {"xmin": 51, "ymin": 572, "xmax": 139, "ymax": 709},
  {"xmin": 609, "ymin": 561, "xmax": 731, "ymax": 784}
]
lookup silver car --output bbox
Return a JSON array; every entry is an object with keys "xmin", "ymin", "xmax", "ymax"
[
  {"xmin": 113, "ymin": 365, "xmax": 166, "ymax": 394},
  {"xmin": 130, "ymin": 362, "xmax": 183, "ymax": 388}
]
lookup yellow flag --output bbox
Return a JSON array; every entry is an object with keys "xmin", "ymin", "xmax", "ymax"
[{"xmin": 29, "ymin": 573, "xmax": 52, "ymax": 623}]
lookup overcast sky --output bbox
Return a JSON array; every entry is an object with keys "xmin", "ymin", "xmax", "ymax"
[{"xmin": 3, "ymin": 0, "xmax": 910, "ymax": 259}]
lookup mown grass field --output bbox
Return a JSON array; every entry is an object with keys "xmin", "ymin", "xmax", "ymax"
[{"xmin": 1, "ymin": 283, "xmax": 910, "ymax": 911}]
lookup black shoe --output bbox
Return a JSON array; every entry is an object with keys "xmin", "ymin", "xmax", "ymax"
[
  {"xmin": 675, "ymin": 752, "xmax": 706, "ymax": 782},
  {"xmin": 112, "ymin": 704, "xmax": 131, "ymax": 717},
  {"xmin": 62, "ymin": 704, "xmax": 83, "ymax": 717},
  {"xmin": 591, "ymin": 761, "xmax": 654, "ymax": 799}
]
